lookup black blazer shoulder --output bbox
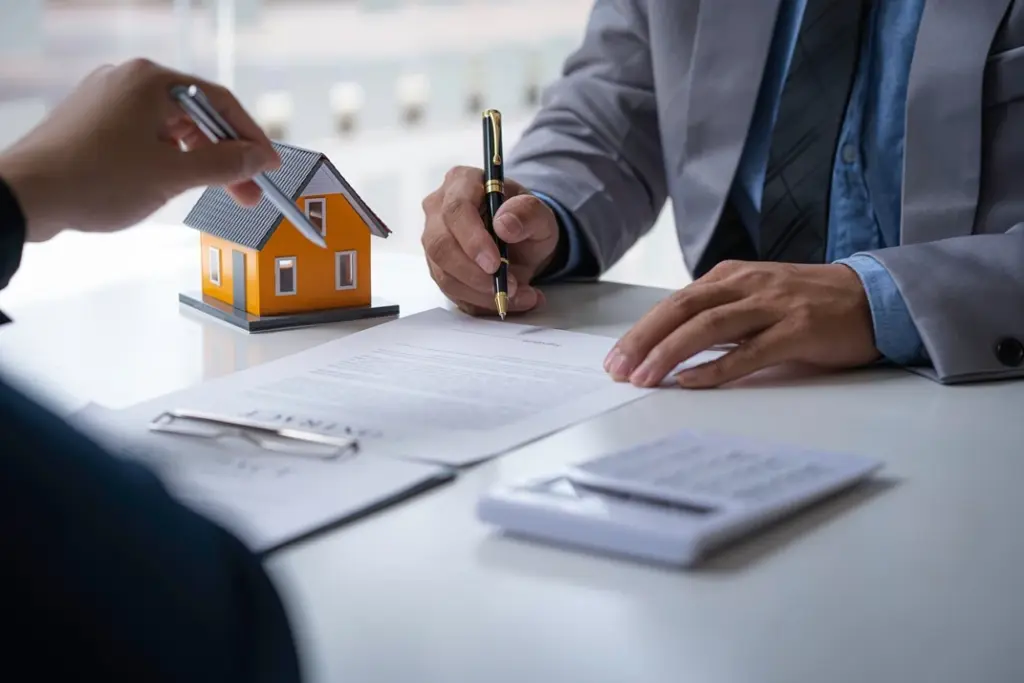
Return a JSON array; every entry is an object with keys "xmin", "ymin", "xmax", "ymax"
[{"xmin": 0, "ymin": 174, "xmax": 26, "ymax": 292}]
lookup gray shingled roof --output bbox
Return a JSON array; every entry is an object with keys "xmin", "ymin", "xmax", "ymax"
[{"xmin": 183, "ymin": 141, "xmax": 391, "ymax": 250}]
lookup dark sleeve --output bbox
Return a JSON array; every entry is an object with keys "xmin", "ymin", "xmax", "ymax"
[
  {"xmin": 0, "ymin": 175, "xmax": 27, "ymax": 291},
  {"xmin": 0, "ymin": 375, "xmax": 303, "ymax": 682},
  {"xmin": 531, "ymin": 191, "xmax": 600, "ymax": 284}
]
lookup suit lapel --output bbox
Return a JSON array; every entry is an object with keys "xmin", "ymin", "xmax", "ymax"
[
  {"xmin": 674, "ymin": 0, "xmax": 784, "ymax": 260},
  {"xmin": 901, "ymin": 0, "xmax": 1012, "ymax": 244}
]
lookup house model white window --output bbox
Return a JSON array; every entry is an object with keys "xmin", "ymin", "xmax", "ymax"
[
  {"xmin": 335, "ymin": 251, "xmax": 357, "ymax": 290},
  {"xmin": 276, "ymin": 257, "xmax": 297, "ymax": 295},
  {"xmin": 306, "ymin": 198, "xmax": 326, "ymax": 236},
  {"xmin": 208, "ymin": 246, "xmax": 221, "ymax": 285}
]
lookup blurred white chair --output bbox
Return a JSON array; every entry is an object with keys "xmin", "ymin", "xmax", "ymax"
[
  {"xmin": 235, "ymin": 62, "xmax": 336, "ymax": 144},
  {"xmin": 255, "ymin": 91, "xmax": 294, "ymax": 142},
  {"xmin": 329, "ymin": 82, "xmax": 366, "ymax": 137},
  {"xmin": 395, "ymin": 72, "xmax": 430, "ymax": 128},
  {"xmin": 232, "ymin": 65, "xmax": 281, "ymax": 113},
  {"xmin": 463, "ymin": 54, "xmax": 487, "ymax": 120},
  {"xmin": 523, "ymin": 49, "xmax": 544, "ymax": 108},
  {"xmin": 351, "ymin": 60, "xmax": 405, "ymax": 132}
]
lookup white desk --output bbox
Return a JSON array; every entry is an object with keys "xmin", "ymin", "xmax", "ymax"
[{"xmin": 3, "ymin": 251, "xmax": 1024, "ymax": 683}]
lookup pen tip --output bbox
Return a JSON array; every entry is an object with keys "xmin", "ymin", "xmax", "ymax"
[{"xmin": 495, "ymin": 292, "xmax": 508, "ymax": 320}]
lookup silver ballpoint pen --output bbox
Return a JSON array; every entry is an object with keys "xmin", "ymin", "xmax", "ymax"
[{"xmin": 170, "ymin": 84, "xmax": 327, "ymax": 249}]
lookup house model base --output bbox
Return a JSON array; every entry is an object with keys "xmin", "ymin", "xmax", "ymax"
[{"xmin": 179, "ymin": 291, "xmax": 399, "ymax": 333}]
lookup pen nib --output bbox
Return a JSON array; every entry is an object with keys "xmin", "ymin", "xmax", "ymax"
[{"xmin": 495, "ymin": 292, "xmax": 508, "ymax": 320}]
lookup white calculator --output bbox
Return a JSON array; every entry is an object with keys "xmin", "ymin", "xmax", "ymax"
[{"xmin": 477, "ymin": 429, "xmax": 883, "ymax": 567}]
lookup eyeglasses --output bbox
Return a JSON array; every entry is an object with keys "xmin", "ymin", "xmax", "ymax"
[{"xmin": 149, "ymin": 408, "xmax": 359, "ymax": 461}]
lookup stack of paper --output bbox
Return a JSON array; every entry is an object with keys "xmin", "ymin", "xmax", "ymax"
[{"xmin": 119, "ymin": 308, "xmax": 691, "ymax": 466}]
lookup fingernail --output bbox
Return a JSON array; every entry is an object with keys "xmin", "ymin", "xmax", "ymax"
[
  {"xmin": 606, "ymin": 350, "xmax": 635, "ymax": 380},
  {"xmin": 507, "ymin": 275, "xmax": 518, "ymax": 298},
  {"xmin": 495, "ymin": 214, "xmax": 522, "ymax": 239},
  {"xmin": 476, "ymin": 252, "xmax": 498, "ymax": 273},
  {"xmin": 676, "ymin": 371, "xmax": 698, "ymax": 388},
  {"xmin": 629, "ymin": 360, "xmax": 656, "ymax": 387}
]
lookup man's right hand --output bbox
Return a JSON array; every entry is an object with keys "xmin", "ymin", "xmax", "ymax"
[
  {"xmin": 421, "ymin": 166, "xmax": 560, "ymax": 316},
  {"xmin": 0, "ymin": 58, "xmax": 279, "ymax": 243}
]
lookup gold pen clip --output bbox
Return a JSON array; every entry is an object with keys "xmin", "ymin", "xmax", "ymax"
[{"xmin": 484, "ymin": 109, "xmax": 502, "ymax": 165}]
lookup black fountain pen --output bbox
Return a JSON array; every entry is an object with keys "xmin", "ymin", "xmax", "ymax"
[{"xmin": 482, "ymin": 109, "xmax": 509, "ymax": 319}]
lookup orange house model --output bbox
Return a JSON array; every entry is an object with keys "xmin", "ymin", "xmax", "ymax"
[{"xmin": 178, "ymin": 142, "xmax": 398, "ymax": 332}]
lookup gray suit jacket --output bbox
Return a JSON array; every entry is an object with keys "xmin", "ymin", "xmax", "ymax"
[{"xmin": 507, "ymin": 0, "xmax": 1024, "ymax": 384}]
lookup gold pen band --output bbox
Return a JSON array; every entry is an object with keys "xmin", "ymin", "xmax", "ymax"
[{"xmin": 485, "ymin": 179, "xmax": 504, "ymax": 195}]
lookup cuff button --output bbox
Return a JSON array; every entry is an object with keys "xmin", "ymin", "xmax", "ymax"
[{"xmin": 995, "ymin": 337, "xmax": 1024, "ymax": 367}]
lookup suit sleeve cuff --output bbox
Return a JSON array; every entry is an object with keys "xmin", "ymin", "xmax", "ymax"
[
  {"xmin": 836, "ymin": 253, "xmax": 929, "ymax": 366},
  {"xmin": 531, "ymin": 191, "xmax": 592, "ymax": 283}
]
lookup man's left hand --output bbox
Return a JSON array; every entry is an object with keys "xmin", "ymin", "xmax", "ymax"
[{"xmin": 604, "ymin": 261, "xmax": 881, "ymax": 388}]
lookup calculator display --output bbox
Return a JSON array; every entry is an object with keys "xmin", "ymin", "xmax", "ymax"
[{"xmin": 536, "ymin": 477, "xmax": 715, "ymax": 515}]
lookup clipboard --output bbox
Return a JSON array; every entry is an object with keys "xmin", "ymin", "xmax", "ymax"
[{"xmin": 149, "ymin": 408, "xmax": 359, "ymax": 460}]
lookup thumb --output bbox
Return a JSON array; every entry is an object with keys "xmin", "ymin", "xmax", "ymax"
[
  {"xmin": 172, "ymin": 141, "xmax": 280, "ymax": 187},
  {"xmin": 493, "ymin": 193, "xmax": 558, "ymax": 244}
]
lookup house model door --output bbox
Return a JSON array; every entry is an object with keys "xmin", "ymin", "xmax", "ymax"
[{"xmin": 232, "ymin": 249, "xmax": 247, "ymax": 312}]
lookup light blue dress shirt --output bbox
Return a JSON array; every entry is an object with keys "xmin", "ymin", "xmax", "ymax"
[{"xmin": 538, "ymin": 0, "xmax": 929, "ymax": 366}]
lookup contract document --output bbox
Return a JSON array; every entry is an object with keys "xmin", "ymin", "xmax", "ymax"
[{"xmin": 125, "ymin": 308, "xmax": 725, "ymax": 466}]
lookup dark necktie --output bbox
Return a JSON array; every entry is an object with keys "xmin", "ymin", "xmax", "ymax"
[{"xmin": 758, "ymin": 0, "xmax": 870, "ymax": 263}]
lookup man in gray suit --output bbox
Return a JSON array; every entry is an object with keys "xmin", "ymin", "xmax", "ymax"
[{"xmin": 421, "ymin": 0, "xmax": 1024, "ymax": 387}]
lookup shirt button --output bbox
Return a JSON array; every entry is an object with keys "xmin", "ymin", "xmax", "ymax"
[
  {"xmin": 994, "ymin": 337, "xmax": 1024, "ymax": 367},
  {"xmin": 841, "ymin": 144, "xmax": 858, "ymax": 164}
]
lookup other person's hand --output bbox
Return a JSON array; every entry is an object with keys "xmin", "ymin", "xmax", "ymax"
[
  {"xmin": 422, "ymin": 166, "xmax": 560, "ymax": 316},
  {"xmin": 604, "ymin": 261, "xmax": 881, "ymax": 388},
  {"xmin": 0, "ymin": 58, "xmax": 280, "ymax": 242}
]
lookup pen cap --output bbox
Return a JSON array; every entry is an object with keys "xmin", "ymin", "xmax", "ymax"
[{"xmin": 483, "ymin": 109, "xmax": 504, "ymax": 185}]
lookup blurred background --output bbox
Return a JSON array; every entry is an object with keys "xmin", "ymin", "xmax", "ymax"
[{"xmin": 0, "ymin": 0, "xmax": 688, "ymax": 309}]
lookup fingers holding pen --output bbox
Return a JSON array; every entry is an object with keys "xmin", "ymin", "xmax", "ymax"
[
  {"xmin": 421, "ymin": 165, "xmax": 555, "ymax": 316},
  {"xmin": 438, "ymin": 169, "xmax": 500, "ymax": 274}
]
